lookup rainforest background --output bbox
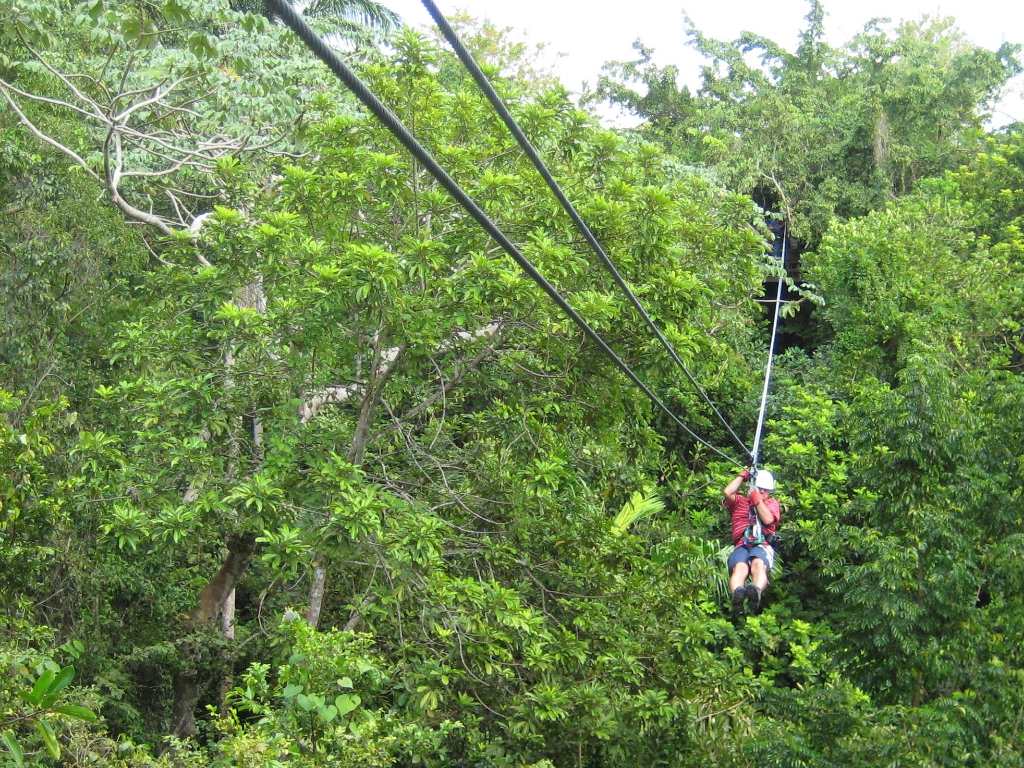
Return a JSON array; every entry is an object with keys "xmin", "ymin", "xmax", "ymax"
[{"xmin": 3, "ymin": 0, "xmax": 1024, "ymax": 765}]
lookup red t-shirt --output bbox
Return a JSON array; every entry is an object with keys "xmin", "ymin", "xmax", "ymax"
[{"xmin": 724, "ymin": 494, "xmax": 780, "ymax": 547}]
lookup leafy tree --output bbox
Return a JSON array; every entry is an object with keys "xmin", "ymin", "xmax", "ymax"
[
  {"xmin": 754, "ymin": 129, "xmax": 1024, "ymax": 763},
  {"xmin": 8, "ymin": 1, "xmax": 1024, "ymax": 764},
  {"xmin": 232, "ymin": 0, "xmax": 401, "ymax": 34},
  {"xmin": 3, "ymin": 8, "xmax": 778, "ymax": 761},
  {"xmin": 599, "ymin": 1, "xmax": 1021, "ymax": 245}
]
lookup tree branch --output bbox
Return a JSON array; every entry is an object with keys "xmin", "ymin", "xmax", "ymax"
[
  {"xmin": 370, "ymin": 325, "xmax": 504, "ymax": 443},
  {"xmin": 0, "ymin": 84, "xmax": 102, "ymax": 184}
]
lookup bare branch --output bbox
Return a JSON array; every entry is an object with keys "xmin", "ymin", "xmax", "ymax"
[
  {"xmin": 13, "ymin": 25, "xmax": 104, "ymax": 113},
  {"xmin": 371, "ymin": 325, "xmax": 504, "ymax": 443},
  {"xmin": 0, "ymin": 78, "xmax": 105, "ymax": 122},
  {"xmin": 108, "ymin": 187, "xmax": 177, "ymax": 236},
  {"xmin": 95, "ymin": 41, "xmax": 120, "ymax": 97},
  {"xmin": 299, "ymin": 323, "xmax": 503, "ymax": 427},
  {"xmin": 0, "ymin": 85, "xmax": 102, "ymax": 184},
  {"xmin": 4, "ymin": 27, "xmax": 278, "ymax": 251},
  {"xmin": 165, "ymin": 186, "xmax": 223, "ymax": 200},
  {"xmin": 299, "ymin": 383, "xmax": 363, "ymax": 424},
  {"xmin": 166, "ymin": 189, "xmax": 193, "ymax": 228},
  {"xmin": 138, "ymin": 232, "xmax": 173, "ymax": 267},
  {"xmin": 113, "ymin": 75, "xmax": 201, "ymax": 123},
  {"xmin": 121, "ymin": 157, "xmax": 197, "ymax": 179},
  {"xmin": 342, "ymin": 594, "xmax": 376, "ymax": 631}
]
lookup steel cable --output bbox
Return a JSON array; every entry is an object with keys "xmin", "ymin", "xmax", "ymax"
[
  {"xmin": 421, "ymin": 0, "xmax": 751, "ymax": 459},
  {"xmin": 265, "ymin": 0, "xmax": 742, "ymax": 466}
]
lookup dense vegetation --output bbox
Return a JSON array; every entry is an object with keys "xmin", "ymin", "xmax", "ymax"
[{"xmin": 3, "ymin": 0, "xmax": 1024, "ymax": 765}]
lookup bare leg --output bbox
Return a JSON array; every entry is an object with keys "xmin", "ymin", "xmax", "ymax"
[
  {"xmin": 730, "ymin": 562, "xmax": 750, "ymax": 592},
  {"xmin": 750, "ymin": 558, "xmax": 768, "ymax": 591}
]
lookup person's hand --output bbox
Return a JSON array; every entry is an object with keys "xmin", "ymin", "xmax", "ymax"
[
  {"xmin": 739, "ymin": 468, "xmax": 751, "ymax": 480},
  {"xmin": 748, "ymin": 489, "xmax": 763, "ymax": 506}
]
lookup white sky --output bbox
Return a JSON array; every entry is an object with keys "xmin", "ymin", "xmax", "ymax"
[{"xmin": 384, "ymin": 0, "xmax": 1024, "ymax": 125}]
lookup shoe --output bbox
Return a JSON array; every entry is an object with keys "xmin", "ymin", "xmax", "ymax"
[
  {"xmin": 731, "ymin": 587, "xmax": 746, "ymax": 608},
  {"xmin": 744, "ymin": 584, "xmax": 762, "ymax": 613}
]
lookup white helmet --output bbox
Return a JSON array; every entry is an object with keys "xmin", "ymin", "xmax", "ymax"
[{"xmin": 753, "ymin": 469, "xmax": 775, "ymax": 491}]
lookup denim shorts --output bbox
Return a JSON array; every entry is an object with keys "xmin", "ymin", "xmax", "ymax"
[{"xmin": 728, "ymin": 544, "xmax": 775, "ymax": 572}]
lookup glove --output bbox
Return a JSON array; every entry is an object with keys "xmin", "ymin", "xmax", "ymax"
[
  {"xmin": 748, "ymin": 489, "xmax": 763, "ymax": 506},
  {"xmin": 739, "ymin": 469, "xmax": 751, "ymax": 480}
]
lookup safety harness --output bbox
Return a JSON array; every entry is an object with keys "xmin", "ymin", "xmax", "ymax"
[
  {"xmin": 741, "ymin": 506, "xmax": 766, "ymax": 549},
  {"xmin": 740, "ymin": 492, "xmax": 782, "ymax": 549}
]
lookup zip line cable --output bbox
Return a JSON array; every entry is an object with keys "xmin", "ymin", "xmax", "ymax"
[
  {"xmin": 750, "ymin": 233, "xmax": 786, "ymax": 469},
  {"xmin": 420, "ymin": 0, "xmax": 751, "ymax": 459},
  {"xmin": 265, "ymin": 0, "xmax": 743, "ymax": 467}
]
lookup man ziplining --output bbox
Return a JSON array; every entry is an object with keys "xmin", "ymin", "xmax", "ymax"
[{"xmin": 723, "ymin": 468, "xmax": 780, "ymax": 613}]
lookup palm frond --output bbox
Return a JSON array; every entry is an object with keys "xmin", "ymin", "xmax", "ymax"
[
  {"xmin": 305, "ymin": 0, "xmax": 402, "ymax": 32},
  {"xmin": 231, "ymin": 0, "xmax": 402, "ymax": 34},
  {"xmin": 611, "ymin": 491, "xmax": 665, "ymax": 536}
]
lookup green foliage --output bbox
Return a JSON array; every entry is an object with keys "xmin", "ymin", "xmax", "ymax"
[
  {"xmin": 599, "ymin": 4, "xmax": 1021, "ymax": 245},
  {"xmin": 806, "ymin": 142, "xmax": 1024, "ymax": 379},
  {"xmin": 1, "ymin": 13, "xmax": 778, "ymax": 764},
  {"xmin": 232, "ymin": 0, "xmax": 401, "ymax": 34},
  {"xmin": 753, "ymin": 126, "xmax": 1024, "ymax": 763},
  {"xmin": 1, "ymin": 662, "xmax": 98, "ymax": 766},
  {"xmin": 5, "ymin": 1, "xmax": 1024, "ymax": 764},
  {"xmin": 218, "ymin": 620, "xmax": 462, "ymax": 766},
  {"xmin": 610, "ymin": 490, "xmax": 665, "ymax": 535}
]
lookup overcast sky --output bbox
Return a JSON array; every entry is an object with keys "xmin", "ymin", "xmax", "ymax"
[{"xmin": 383, "ymin": 0, "xmax": 1024, "ymax": 125}]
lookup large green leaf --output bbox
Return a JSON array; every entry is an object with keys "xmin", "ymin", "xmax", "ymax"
[
  {"xmin": 54, "ymin": 705, "xmax": 98, "ymax": 723},
  {"xmin": 34, "ymin": 720, "xmax": 60, "ymax": 761},
  {"xmin": 20, "ymin": 669, "xmax": 55, "ymax": 707},
  {"xmin": 1, "ymin": 731, "xmax": 24, "ymax": 767},
  {"xmin": 40, "ymin": 666, "xmax": 75, "ymax": 708}
]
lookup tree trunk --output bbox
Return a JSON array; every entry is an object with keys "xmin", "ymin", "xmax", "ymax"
[
  {"xmin": 171, "ymin": 534, "xmax": 255, "ymax": 739},
  {"xmin": 343, "ymin": 594, "xmax": 376, "ymax": 632},
  {"xmin": 874, "ymin": 108, "xmax": 892, "ymax": 192},
  {"xmin": 301, "ymin": 327, "xmax": 499, "ymax": 630},
  {"xmin": 306, "ymin": 336, "xmax": 403, "ymax": 629},
  {"xmin": 218, "ymin": 588, "xmax": 236, "ymax": 704},
  {"xmin": 306, "ymin": 562, "xmax": 328, "ymax": 629}
]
